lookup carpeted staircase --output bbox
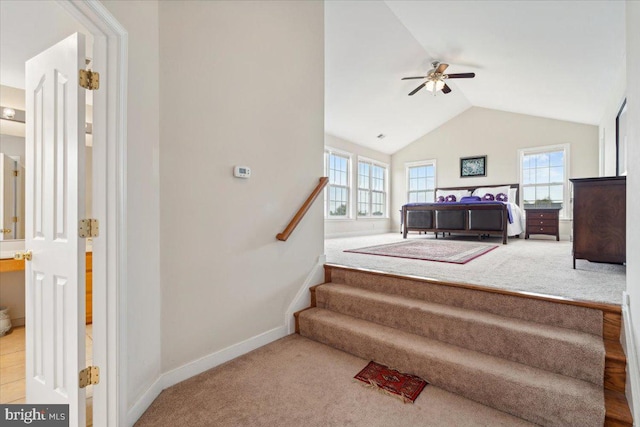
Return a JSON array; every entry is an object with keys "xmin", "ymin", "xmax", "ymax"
[{"xmin": 295, "ymin": 265, "xmax": 633, "ymax": 427}]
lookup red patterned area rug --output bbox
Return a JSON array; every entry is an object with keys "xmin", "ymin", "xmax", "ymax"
[
  {"xmin": 344, "ymin": 239, "xmax": 498, "ymax": 264},
  {"xmin": 354, "ymin": 361, "xmax": 428, "ymax": 404}
]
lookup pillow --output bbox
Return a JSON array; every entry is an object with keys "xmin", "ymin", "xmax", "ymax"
[
  {"xmin": 436, "ymin": 195, "xmax": 445, "ymax": 203},
  {"xmin": 508, "ymin": 188, "xmax": 518, "ymax": 204},
  {"xmin": 444, "ymin": 194, "xmax": 457, "ymax": 202},
  {"xmin": 495, "ymin": 192, "xmax": 508, "ymax": 202},
  {"xmin": 482, "ymin": 193, "xmax": 495, "ymax": 201},
  {"xmin": 435, "ymin": 189, "xmax": 471, "ymax": 201},
  {"xmin": 473, "ymin": 185, "xmax": 510, "ymax": 199}
]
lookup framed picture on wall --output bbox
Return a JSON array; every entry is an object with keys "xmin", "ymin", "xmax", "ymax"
[
  {"xmin": 460, "ymin": 155, "xmax": 487, "ymax": 178},
  {"xmin": 616, "ymin": 99, "xmax": 627, "ymax": 176}
]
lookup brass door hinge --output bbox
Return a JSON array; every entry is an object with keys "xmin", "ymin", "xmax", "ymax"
[
  {"xmin": 79, "ymin": 69, "xmax": 100, "ymax": 90},
  {"xmin": 79, "ymin": 219, "xmax": 99, "ymax": 238},
  {"xmin": 79, "ymin": 366, "xmax": 100, "ymax": 388},
  {"xmin": 11, "ymin": 216, "xmax": 18, "ymax": 223},
  {"xmin": 13, "ymin": 170, "xmax": 18, "ymax": 177}
]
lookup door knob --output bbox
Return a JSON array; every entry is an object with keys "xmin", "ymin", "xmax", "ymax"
[
  {"xmin": 14, "ymin": 251, "xmax": 32, "ymax": 261},
  {"xmin": 1, "ymin": 229, "xmax": 11, "ymax": 234}
]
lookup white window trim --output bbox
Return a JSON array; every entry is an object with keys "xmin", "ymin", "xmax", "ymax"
[
  {"xmin": 324, "ymin": 147, "xmax": 353, "ymax": 219},
  {"xmin": 517, "ymin": 143, "xmax": 571, "ymax": 219},
  {"xmin": 357, "ymin": 155, "xmax": 389, "ymax": 219},
  {"xmin": 405, "ymin": 159, "xmax": 437, "ymax": 203}
]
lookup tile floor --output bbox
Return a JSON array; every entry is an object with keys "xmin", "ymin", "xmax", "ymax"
[{"xmin": 0, "ymin": 324, "xmax": 94, "ymax": 425}]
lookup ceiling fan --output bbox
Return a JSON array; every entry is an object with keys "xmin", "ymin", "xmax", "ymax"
[{"xmin": 402, "ymin": 61, "xmax": 475, "ymax": 96}]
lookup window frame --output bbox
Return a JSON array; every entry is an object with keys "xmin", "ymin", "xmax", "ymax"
[
  {"xmin": 356, "ymin": 156, "xmax": 389, "ymax": 218},
  {"xmin": 324, "ymin": 147, "xmax": 352, "ymax": 219},
  {"xmin": 405, "ymin": 159, "xmax": 437, "ymax": 204},
  {"xmin": 518, "ymin": 143, "xmax": 571, "ymax": 219}
]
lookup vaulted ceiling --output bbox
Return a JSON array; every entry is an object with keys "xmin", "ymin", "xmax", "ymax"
[{"xmin": 325, "ymin": 1, "xmax": 626, "ymax": 154}]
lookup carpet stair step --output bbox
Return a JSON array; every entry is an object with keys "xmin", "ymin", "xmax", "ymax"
[
  {"xmin": 298, "ymin": 307, "xmax": 604, "ymax": 427},
  {"xmin": 328, "ymin": 267, "xmax": 605, "ymax": 336},
  {"xmin": 315, "ymin": 282, "xmax": 604, "ymax": 385}
]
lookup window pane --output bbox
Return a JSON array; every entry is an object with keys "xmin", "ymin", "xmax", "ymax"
[
  {"xmin": 523, "ymin": 155, "xmax": 531, "ymax": 169},
  {"xmin": 426, "ymin": 177, "xmax": 435, "ymax": 190},
  {"xmin": 407, "ymin": 164, "xmax": 435, "ymax": 203},
  {"xmin": 425, "ymin": 190, "xmax": 435, "ymax": 202},
  {"xmin": 549, "ymin": 185, "xmax": 563, "ymax": 202},
  {"xmin": 549, "ymin": 166, "xmax": 563, "ymax": 183},
  {"xmin": 535, "ymin": 167, "xmax": 549, "ymax": 184},
  {"xmin": 523, "ymin": 169, "xmax": 533, "ymax": 185},
  {"xmin": 358, "ymin": 189, "xmax": 369, "ymax": 216},
  {"xmin": 536, "ymin": 153, "xmax": 549, "ymax": 168},
  {"xmin": 523, "ymin": 186, "xmax": 535, "ymax": 203},
  {"xmin": 372, "ymin": 177, "xmax": 383, "ymax": 192},
  {"xmin": 549, "ymin": 151, "xmax": 563, "ymax": 167},
  {"xmin": 535, "ymin": 186, "xmax": 550, "ymax": 201}
]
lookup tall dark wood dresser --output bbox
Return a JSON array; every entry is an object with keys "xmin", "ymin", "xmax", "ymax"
[{"xmin": 570, "ymin": 176, "xmax": 626, "ymax": 269}]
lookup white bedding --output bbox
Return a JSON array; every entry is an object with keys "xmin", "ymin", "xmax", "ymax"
[{"xmin": 507, "ymin": 202, "xmax": 525, "ymax": 236}]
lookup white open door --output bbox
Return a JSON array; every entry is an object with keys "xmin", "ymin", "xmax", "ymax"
[{"xmin": 25, "ymin": 32, "xmax": 87, "ymax": 426}]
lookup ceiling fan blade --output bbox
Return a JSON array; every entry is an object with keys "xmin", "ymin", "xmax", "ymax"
[
  {"xmin": 446, "ymin": 72, "xmax": 475, "ymax": 79},
  {"xmin": 436, "ymin": 63, "xmax": 449, "ymax": 74},
  {"xmin": 401, "ymin": 76, "xmax": 426, "ymax": 80},
  {"xmin": 408, "ymin": 83, "xmax": 426, "ymax": 96},
  {"xmin": 442, "ymin": 84, "xmax": 452, "ymax": 94}
]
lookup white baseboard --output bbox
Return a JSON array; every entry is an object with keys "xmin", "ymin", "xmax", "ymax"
[
  {"xmin": 622, "ymin": 292, "xmax": 640, "ymax": 424},
  {"xmin": 285, "ymin": 254, "xmax": 326, "ymax": 333},
  {"xmin": 126, "ymin": 376, "xmax": 164, "ymax": 426},
  {"xmin": 162, "ymin": 325, "xmax": 288, "ymax": 389},
  {"xmin": 126, "ymin": 257, "xmax": 326, "ymax": 425},
  {"xmin": 126, "ymin": 324, "xmax": 288, "ymax": 425}
]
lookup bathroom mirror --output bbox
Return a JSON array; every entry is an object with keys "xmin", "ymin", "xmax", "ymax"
[{"xmin": 0, "ymin": 135, "xmax": 25, "ymax": 241}]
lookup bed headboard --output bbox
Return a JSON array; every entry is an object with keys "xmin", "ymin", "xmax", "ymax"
[{"xmin": 436, "ymin": 183, "xmax": 520, "ymax": 204}]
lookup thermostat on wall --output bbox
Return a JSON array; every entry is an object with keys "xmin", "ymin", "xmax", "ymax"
[{"xmin": 234, "ymin": 166, "xmax": 251, "ymax": 178}]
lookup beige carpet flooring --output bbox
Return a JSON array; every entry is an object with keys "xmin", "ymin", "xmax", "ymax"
[
  {"xmin": 135, "ymin": 334, "xmax": 535, "ymax": 427},
  {"xmin": 326, "ymin": 233, "xmax": 626, "ymax": 304}
]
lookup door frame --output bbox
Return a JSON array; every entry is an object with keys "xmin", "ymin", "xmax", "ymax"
[{"xmin": 56, "ymin": 1, "xmax": 128, "ymax": 425}]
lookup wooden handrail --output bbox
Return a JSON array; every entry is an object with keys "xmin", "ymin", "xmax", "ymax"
[{"xmin": 277, "ymin": 177, "xmax": 329, "ymax": 241}]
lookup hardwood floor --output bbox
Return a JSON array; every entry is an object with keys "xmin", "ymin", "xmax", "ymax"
[{"xmin": 0, "ymin": 325, "xmax": 94, "ymax": 425}]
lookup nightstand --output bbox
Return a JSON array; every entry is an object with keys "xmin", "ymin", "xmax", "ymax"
[{"xmin": 525, "ymin": 207, "xmax": 561, "ymax": 241}]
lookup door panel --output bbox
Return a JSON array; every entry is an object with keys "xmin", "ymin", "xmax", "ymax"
[{"xmin": 25, "ymin": 32, "xmax": 86, "ymax": 426}]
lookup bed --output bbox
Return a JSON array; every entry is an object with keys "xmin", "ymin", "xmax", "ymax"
[{"xmin": 402, "ymin": 184, "xmax": 525, "ymax": 244}]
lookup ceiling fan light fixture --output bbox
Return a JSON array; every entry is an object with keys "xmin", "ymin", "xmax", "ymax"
[{"xmin": 425, "ymin": 79, "xmax": 445, "ymax": 93}]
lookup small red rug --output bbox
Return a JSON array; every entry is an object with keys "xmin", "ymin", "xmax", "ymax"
[{"xmin": 354, "ymin": 361, "xmax": 428, "ymax": 403}]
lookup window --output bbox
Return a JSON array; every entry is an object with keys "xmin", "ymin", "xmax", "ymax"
[
  {"xmin": 357, "ymin": 159, "xmax": 387, "ymax": 217},
  {"xmin": 406, "ymin": 161, "xmax": 436, "ymax": 203},
  {"xmin": 324, "ymin": 149, "xmax": 350, "ymax": 217},
  {"xmin": 519, "ymin": 144, "xmax": 569, "ymax": 217}
]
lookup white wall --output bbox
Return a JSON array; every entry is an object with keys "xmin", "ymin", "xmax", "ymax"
[
  {"xmin": 0, "ymin": 135, "xmax": 25, "ymax": 163},
  {"xmin": 624, "ymin": 0, "xmax": 640, "ymax": 419},
  {"xmin": 325, "ymin": 133, "xmax": 392, "ymax": 238},
  {"xmin": 100, "ymin": 0, "xmax": 163, "ymax": 415},
  {"xmin": 158, "ymin": 0, "xmax": 324, "ymax": 374},
  {"xmin": 391, "ymin": 107, "xmax": 599, "ymax": 237}
]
